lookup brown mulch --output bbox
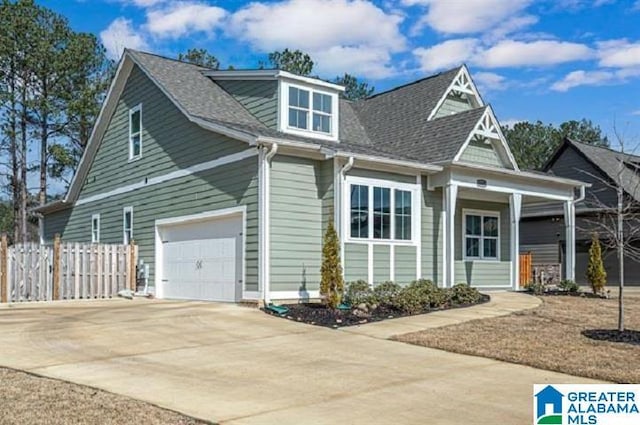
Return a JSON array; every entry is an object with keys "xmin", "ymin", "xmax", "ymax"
[
  {"xmin": 393, "ymin": 292, "xmax": 640, "ymax": 383},
  {"xmin": 0, "ymin": 368, "xmax": 212, "ymax": 425}
]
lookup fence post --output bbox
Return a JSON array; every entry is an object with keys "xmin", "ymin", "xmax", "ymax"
[
  {"xmin": 52, "ymin": 234, "xmax": 61, "ymax": 300},
  {"xmin": 1, "ymin": 234, "xmax": 7, "ymax": 303},
  {"xmin": 129, "ymin": 240, "xmax": 137, "ymax": 291}
]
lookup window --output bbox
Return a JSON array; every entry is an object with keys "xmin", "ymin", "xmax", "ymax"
[
  {"xmin": 464, "ymin": 211, "xmax": 499, "ymax": 260},
  {"xmin": 350, "ymin": 184, "xmax": 369, "ymax": 238},
  {"xmin": 129, "ymin": 105, "xmax": 142, "ymax": 160},
  {"xmin": 395, "ymin": 190, "xmax": 412, "ymax": 240},
  {"xmin": 287, "ymin": 85, "xmax": 333, "ymax": 134},
  {"xmin": 349, "ymin": 183, "xmax": 415, "ymax": 243},
  {"xmin": 123, "ymin": 207, "xmax": 133, "ymax": 244},
  {"xmin": 91, "ymin": 214, "xmax": 100, "ymax": 243}
]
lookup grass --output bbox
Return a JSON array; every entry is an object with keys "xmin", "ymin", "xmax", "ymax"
[
  {"xmin": 393, "ymin": 292, "xmax": 640, "ymax": 383},
  {"xmin": 0, "ymin": 368, "xmax": 211, "ymax": 425}
]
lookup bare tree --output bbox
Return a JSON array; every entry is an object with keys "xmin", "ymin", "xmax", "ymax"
[{"xmin": 578, "ymin": 128, "xmax": 640, "ymax": 332}]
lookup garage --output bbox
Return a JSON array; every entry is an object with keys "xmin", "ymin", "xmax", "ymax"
[{"xmin": 156, "ymin": 208, "xmax": 245, "ymax": 301}]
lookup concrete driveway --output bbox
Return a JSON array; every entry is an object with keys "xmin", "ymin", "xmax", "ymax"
[{"xmin": 0, "ymin": 298, "xmax": 598, "ymax": 424}]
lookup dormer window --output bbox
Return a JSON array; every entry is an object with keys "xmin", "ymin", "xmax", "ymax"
[
  {"xmin": 287, "ymin": 86, "xmax": 333, "ymax": 134},
  {"xmin": 280, "ymin": 81, "xmax": 339, "ymax": 141}
]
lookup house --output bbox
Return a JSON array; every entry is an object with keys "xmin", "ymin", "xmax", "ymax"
[
  {"xmin": 521, "ymin": 138, "xmax": 640, "ymax": 286},
  {"xmin": 535, "ymin": 385, "xmax": 564, "ymax": 421},
  {"xmin": 34, "ymin": 50, "xmax": 588, "ymax": 303}
]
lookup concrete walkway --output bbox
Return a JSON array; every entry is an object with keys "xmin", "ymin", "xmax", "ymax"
[
  {"xmin": 0, "ymin": 294, "xmax": 597, "ymax": 425},
  {"xmin": 343, "ymin": 291, "xmax": 541, "ymax": 339}
]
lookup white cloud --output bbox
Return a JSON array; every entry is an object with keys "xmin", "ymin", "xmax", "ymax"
[
  {"xmin": 114, "ymin": 0, "xmax": 166, "ymax": 7},
  {"xmin": 413, "ymin": 38, "xmax": 480, "ymax": 72},
  {"xmin": 404, "ymin": 0, "xmax": 533, "ymax": 35},
  {"xmin": 597, "ymin": 39, "xmax": 640, "ymax": 68},
  {"xmin": 478, "ymin": 40, "xmax": 593, "ymax": 67},
  {"xmin": 474, "ymin": 71, "xmax": 508, "ymax": 91},
  {"xmin": 145, "ymin": 1, "xmax": 227, "ymax": 38},
  {"xmin": 100, "ymin": 18, "xmax": 148, "ymax": 60},
  {"xmin": 631, "ymin": 110, "xmax": 640, "ymax": 116},
  {"xmin": 414, "ymin": 39, "xmax": 593, "ymax": 72},
  {"xmin": 228, "ymin": 0, "xmax": 406, "ymax": 77},
  {"xmin": 551, "ymin": 68, "xmax": 640, "ymax": 91}
]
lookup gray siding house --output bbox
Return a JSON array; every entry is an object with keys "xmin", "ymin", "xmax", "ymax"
[
  {"xmin": 36, "ymin": 50, "xmax": 587, "ymax": 303},
  {"xmin": 521, "ymin": 139, "xmax": 640, "ymax": 285}
]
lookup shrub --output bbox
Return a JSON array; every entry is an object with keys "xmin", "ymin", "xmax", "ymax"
[
  {"xmin": 372, "ymin": 281, "xmax": 402, "ymax": 305},
  {"xmin": 449, "ymin": 283, "xmax": 482, "ymax": 305},
  {"xmin": 586, "ymin": 233, "xmax": 607, "ymax": 295},
  {"xmin": 528, "ymin": 280, "xmax": 547, "ymax": 295},
  {"xmin": 344, "ymin": 280, "xmax": 372, "ymax": 306},
  {"xmin": 408, "ymin": 279, "xmax": 448, "ymax": 308},
  {"xmin": 320, "ymin": 221, "xmax": 344, "ymax": 308},
  {"xmin": 558, "ymin": 279, "xmax": 580, "ymax": 293},
  {"xmin": 390, "ymin": 285, "xmax": 426, "ymax": 314}
]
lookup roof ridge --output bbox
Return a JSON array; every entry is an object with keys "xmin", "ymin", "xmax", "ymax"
[
  {"xmin": 363, "ymin": 66, "xmax": 462, "ymax": 101},
  {"xmin": 567, "ymin": 137, "xmax": 640, "ymax": 160},
  {"xmin": 125, "ymin": 48, "xmax": 211, "ymax": 70}
]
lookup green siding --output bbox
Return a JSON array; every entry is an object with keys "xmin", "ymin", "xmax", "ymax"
[
  {"xmin": 45, "ymin": 157, "xmax": 259, "ymax": 291},
  {"xmin": 454, "ymin": 261, "xmax": 511, "ymax": 286},
  {"xmin": 344, "ymin": 243, "xmax": 368, "ymax": 283},
  {"xmin": 43, "ymin": 64, "xmax": 259, "ymax": 292},
  {"xmin": 395, "ymin": 245, "xmax": 417, "ymax": 284},
  {"xmin": 217, "ymin": 80, "xmax": 278, "ymax": 129},
  {"xmin": 270, "ymin": 156, "xmax": 333, "ymax": 292},
  {"xmin": 459, "ymin": 140, "xmax": 504, "ymax": 168},
  {"xmin": 434, "ymin": 94, "xmax": 472, "ymax": 118},
  {"xmin": 421, "ymin": 185, "xmax": 443, "ymax": 284},
  {"xmin": 453, "ymin": 199, "xmax": 510, "ymax": 287},
  {"xmin": 80, "ymin": 66, "xmax": 247, "ymax": 198},
  {"xmin": 347, "ymin": 167, "xmax": 416, "ymax": 184},
  {"xmin": 373, "ymin": 245, "xmax": 390, "ymax": 283}
]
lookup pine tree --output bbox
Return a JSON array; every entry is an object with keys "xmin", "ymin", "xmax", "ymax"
[
  {"xmin": 320, "ymin": 221, "xmax": 344, "ymax": 309},
  {"xmin": 586, "ymin": 233, "xmax": 607, "ymax": 294}
]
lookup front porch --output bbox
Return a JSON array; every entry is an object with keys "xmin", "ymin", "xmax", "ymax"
[{"xmin": 431, "ymin": 163, "xmax": 585, "ymax": 290}]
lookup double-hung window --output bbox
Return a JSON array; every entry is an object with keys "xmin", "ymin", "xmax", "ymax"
[
  {"xmin": 349, "ymin": 183, "xmax": 414, "ymax": 242},
  {"xmin": 129, "ymin": 104, "xmax": 142, "ymax": 160},
  {"xmin": 91, "ymin": 214, "xmax": 100, "ymax": 243},
  {"xmin": 287, "ymin": 85, "xmax": 333, "ymax": 135},
  {"xmin": 123, "ymin": 207, "xmax": 133, "ymax": 244},
  {"xmin": 464, "ymin": 211, "xmax": 499, "ymax": 260}
]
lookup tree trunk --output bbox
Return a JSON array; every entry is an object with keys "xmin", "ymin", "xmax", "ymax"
[
  {"xmin": 9, "ymin": 68, "xmax": 20, "ymax": 245},
  {"xmin": 20, "ymin": 85, "xmax": 28, "ymax": 245},
  {"xmin": 39, "ymin": 90, "xmax": 48, "ymax": 206},
  {"xmin": 617, "ymin": 184, "xmax": 624, "ymax": 332}
]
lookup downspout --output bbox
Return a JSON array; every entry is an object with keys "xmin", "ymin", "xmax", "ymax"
[
  {"xmin": 338, "ymin": 157, "xmax": 354, "ymax": 273},
  {"xmin": 36, "ymin": 213, "xmax": 44, "ymax": 245},
  {"xmin": 262, "ymin": 143, "xmax": 278, "ymax": 304},
  {"xmin": 575, "ymin": 185, "xmax": 586, "ymax": 203}
]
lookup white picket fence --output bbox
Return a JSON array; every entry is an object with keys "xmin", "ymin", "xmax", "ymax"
[{"xmin": 0, "ymin": 235, "xmax": 138, "ymax": 303}]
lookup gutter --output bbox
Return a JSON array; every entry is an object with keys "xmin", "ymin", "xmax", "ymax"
[
  {"xmin": 335, "ymin": 152, "xmax": 442, "ymax": 173},
  {"xmin": 261, "ymin": 143, "xmax": 278, "ymax": 304}
]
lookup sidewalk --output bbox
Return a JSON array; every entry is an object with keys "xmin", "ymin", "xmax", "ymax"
[{"xmin": 341, "ymin": 291, "xmax": 541, "ymax": 339}]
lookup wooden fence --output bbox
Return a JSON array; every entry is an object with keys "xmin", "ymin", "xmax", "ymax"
[{"xmin": 0, "ymin": 234, "xmax": 138, "ymax": 303}]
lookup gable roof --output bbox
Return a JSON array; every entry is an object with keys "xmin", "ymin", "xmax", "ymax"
[{"xmin": 559, "ymin": 138, "xmax": 640, "ymax": 202}]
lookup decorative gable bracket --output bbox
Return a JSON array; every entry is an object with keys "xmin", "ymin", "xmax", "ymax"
[{"xmin": 428, "ymin": 65, "xmax": 484, "ymax": 121}]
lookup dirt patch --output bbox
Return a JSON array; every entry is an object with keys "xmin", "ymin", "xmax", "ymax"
[
  {"xmin": 0, "ymin": 368, "xmax": 211, "ymax": 425},
  {"xmin": 394, "ymin": 293, "xmax": 640, "ymax": 383}
]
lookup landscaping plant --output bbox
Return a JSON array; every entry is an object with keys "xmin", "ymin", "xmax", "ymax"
[
  {"xmin": 372, "ymin": 281, "xmax": 402, "ymax": 305},
  {"xmin": 320, "ymin": 221, "xmax": 344, "ymax": 309},
  {"xmin": 586, "ymin": 233, "xmax": 607, "ymax": 295},
  {"xmin": 558, "ymin": 279, "xmax": 580, "ymax": 293},
  {"xmin": 344, "ymin": 280, "xmax": 372, "ymax": 306}
]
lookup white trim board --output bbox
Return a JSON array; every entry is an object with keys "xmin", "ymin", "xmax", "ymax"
[
  {"xmin": 76, "ymin": 148, "xmax": 257, "ymax": 206},
  {"xmin": 427, "ymin": 65, "xmax": 484, "ymax": 121}
]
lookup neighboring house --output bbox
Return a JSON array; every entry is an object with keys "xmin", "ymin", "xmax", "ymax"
[
  {"xmin": 521, "ymin": 138, "xmax": 640, "ymax": 286},
  {"xmin": 35, "ymin": 50, "xmax": 587, "ymax": 303}
]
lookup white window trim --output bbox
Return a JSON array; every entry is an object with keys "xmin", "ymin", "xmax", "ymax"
[
  {"xmin": 123, "ymin": 206, "xmax": 133, "ymax": 244},
  {"xmin": 278, "ymin": 80, "xmax": 339, "ymax": 141},
  {"xmin": 128, "ymin": 104, "xmax": 142, "ymax": 162},
  {"xmin": 462, "ymin": 208, "xmax": 500, "ymax": 261},
  {"xmin": 91, "ymin": 213, "xmax": 100, "ymax": 243},
  {"xmin": 344, "ymin": 176, "xmax": 419, "ymax": 246}
]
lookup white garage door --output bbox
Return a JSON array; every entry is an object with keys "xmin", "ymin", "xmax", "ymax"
[{"xmin": 159, "ymin": 213, "xmax": 243, "ymax": 301}]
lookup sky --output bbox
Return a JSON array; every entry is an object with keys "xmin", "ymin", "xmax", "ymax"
[{"xmin": 43, "ymin": 0, "xmax": 640, "ymax": 146}]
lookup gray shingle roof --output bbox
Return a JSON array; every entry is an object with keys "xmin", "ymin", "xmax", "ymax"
[
  {"xmin": 568, "ymin": 139, "xmax": 640, "ymax": 201},
  {"xmin": 129, "ymin": 50, "xmax": 470, "ymax": 164}
]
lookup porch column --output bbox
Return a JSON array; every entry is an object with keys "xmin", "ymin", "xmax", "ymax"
[
  {"xmin": 563, "ymin": 200, "xmax": 576, "ymax": 281},
  {"xmin": 443, "ymin": 183, "xmax": 458, "ymax": 288},
  {"xmin": 509, "ymin": 193, "xmax": 522, "ymax": 290}
]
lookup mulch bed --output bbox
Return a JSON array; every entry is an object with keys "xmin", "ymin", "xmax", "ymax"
[
  {"xmin": 263, "ymin": 294, "xmax": 490, "ymax": 328},
  {"xmin": 582, "ymin": 329, "xmax": 640, "ymax": 345},
  {"xmin": 529, "ymin": 290, "xmax": 606, "ymax": 299}
]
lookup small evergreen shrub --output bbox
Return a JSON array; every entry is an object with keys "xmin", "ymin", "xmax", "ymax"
[
  {"xmin": 390, "ymin": 285, "xmax": 426, "ymax": 314},
  {"xmin": 449, "ymin": 283, "xmax": 482, "ymax": 305},
  {"xmin": 372, "ymin": 281, "xmax": 402, "ymax": 305},
  {"xmin": 320, "ymin": 221, "xmax": 344, "ymax": 308},
  {"xmin": 408, "ymin": 279, "xmax": 448, "ymax": 307},
  {"xmin": 586, "ymin": 233, "xmax": 607, "ymax": 295},
  {"xmin": 344, "ymin": 280, "xmax": 372, "ymax": 306},
  {"xmin": 558, "ymin": 279, "xmax": 580, "ymax": 293},
  {"xmin": 528, "ymin": 281, "xmax": 547, "ymax": 295}
]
